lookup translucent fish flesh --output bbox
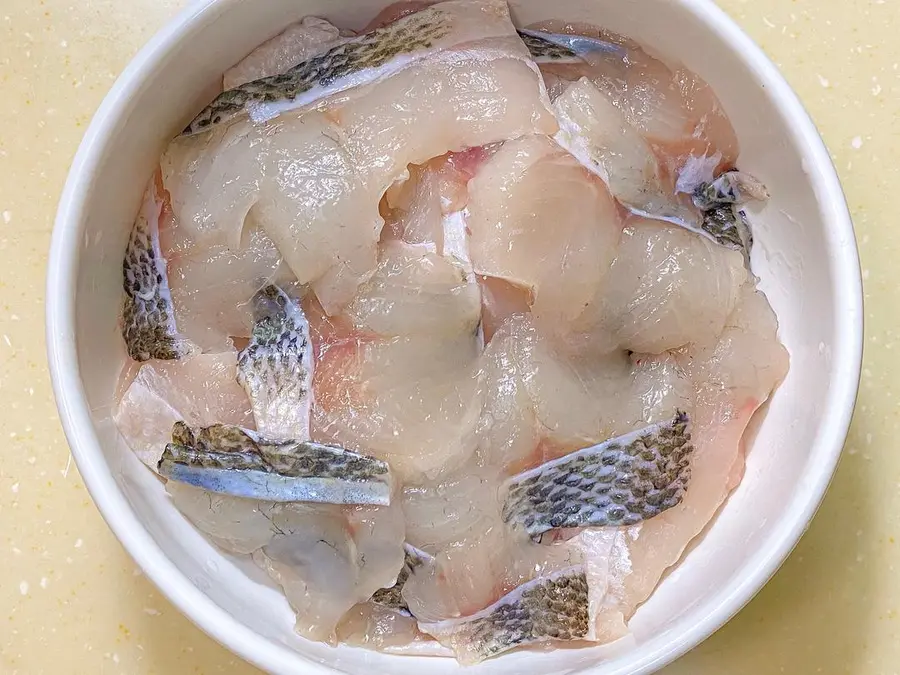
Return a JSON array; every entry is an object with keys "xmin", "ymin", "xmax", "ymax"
[
  {"xmin": 223, "ymin": 16, "xmax": 348, "ymax": 91},
  {"xmin": 254, "ymin": 502, "xmax": 406, "ymax": 643},
  {"xmin": 501, "ymin": 413, "xmax": 693, "ymax": 541},
  {"xmin": 419, "ymin": 566, "xmax": 589, "ymax": 664},
  {"xmin": 158, "ymin": 422, "xmax": 393, "ymax": 504},
  {"xmin": 466, "ymin": 134, "xmax": 621, "ymax": 327},
  {"xmin": 237, "ymin": 286, "xmax": 313, "ymax": 440},
  {"xmin": 114, "ymin": 352, "xmax": 252, "ymax": 467},
  {"xmin": 121, "ymin": 176, "xmax": 191, "ymax": 361},
  {"xmin": 184, "ymin": 0, "xmax": 535, "ymax": 134}
]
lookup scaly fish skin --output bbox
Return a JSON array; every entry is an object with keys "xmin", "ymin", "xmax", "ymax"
[
  {"xmin": 518, "ymin": 29, "xmax": 622, "ymax": 62},
  {"xmin": 159, "ymin": 422, "xmax": 393, "ymax": 505},
  {"xmin": 183, "ymin": 7, "xmax": 453, "ymax": 135},
  {"xmin": 237, "ymin": 285, "xmax": 313, "ymax": 441},
  {"xmin": 122, "ymin": 181, "xmax": 189, "ymax": 361},
  {"xmin": 692, "ymin": 170, "xmax": 768, "ymax": 254},
  {"xmin": 419, "ymin": 567, "xmax": 589, "ymax": 664},
  {"xmin": 501, "ymin": 412, "xmax": 693, "ymax": 540},
  {"xmin": 371, "ymin": 544, "xmax": 434, "ymax": 615}
]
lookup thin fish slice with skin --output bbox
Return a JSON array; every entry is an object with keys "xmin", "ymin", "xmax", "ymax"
[
  {"xmin": 419, "ymin": 566, "xmax": 590, "ymax": 665},
  {"xmin": 122, "ymin": 175, "xmax": 192, "ymax": 361},
  {"xmin": 692, "ymin": 170, "xmax": 770, "ymax": 254},
  {"xmin": 371, "ymin": 544, "xmax": 435, "ymax": 615},
  {"xmin": 158, "ymin": 422, "xmax": 392, "ymax": 505},
  {"xmin": 183, "ymin": 0, "xmax": 524, "ymax": 135},
  {"xmin": 237, "ymin": 285, "xmax": 313, "ymax": 440},
  {"xmin": 518, "ymin": 28, "xmax": 623, "ymax": 63},
  {"xmin": 552, "ymin": 77, "xmax": 699, "ymax": 228},
  {"xmin": 501, "ymin": 412, "xmax": 693, "ymax": 541}
]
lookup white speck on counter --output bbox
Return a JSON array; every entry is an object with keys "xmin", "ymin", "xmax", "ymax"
[
  {"xmin": 817, "ymin": 73, "xmax": 831, "ymax": 88},
  {"xmin": 39, "ymin": 577, "xmax": 48, "ymax": 589},
  {"xmin": 863, "ymin": 269, "xmax": 870, "ymax": 280},
  {"xmin": 762, "ymin": 16, "xmax": 776, "ymax": 28},
  {"xmin": 74, "ymin": 538, "xmax": 83, "ymax": 548},
  {"xmin": 11, "ymin": 482, "xmax": 18, "ymax": 493},
  {"xmin": 852, "ymin": 136, "xmax": 864, "ymax": 149},
  {"xmin": 143, "ymin": 608, "xmax": 160, "ymax": 616},
  {"xmin": 19, "ymin": 581, "xmax": 28, "ymax": 595},
  {"xmin": 27, "ymin": 456, "xmax": 36, "ymax": 465},
  {"xmin": 2, "ymin": 210, "xmax": 11, "ymax": 223}
]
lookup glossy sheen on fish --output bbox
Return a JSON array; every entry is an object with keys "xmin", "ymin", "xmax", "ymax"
[
  {"xmin": 518, "ymin": 29, "xmax": 621, "ymax": 62},
  {"xmin": 237, "ymin": 286, "xmax": 313, "ymax": 440},
  {"xmin": 158, "ymin": 422, "xmax": 392, "ymax": 504},
  {"xmin": 122, "ymin": 181, "xmax": 189, "ymax": 361},
  {"xmin": 183, "ymin": 0, "xmax": 518, "ymax": 135},
  {"xmin": 502, "ymin": 412, "xmax": 693, "ymax": 539},
  {"xmin": 419, "ymin": 567, "xmax": 589, "ymax": 664},
  {"xmin": 371, "ymin": 544, "xmax": 434, "ymax": 615}
]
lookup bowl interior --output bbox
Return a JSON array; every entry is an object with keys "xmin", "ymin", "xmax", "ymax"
[{"xmin": 51, "ymin": 0, "xmax": 860, "ymax": 673}]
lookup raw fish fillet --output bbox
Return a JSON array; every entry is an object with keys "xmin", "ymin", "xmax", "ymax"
[
  {"xmin": 254, "ymin": 503, "xmax": 405, "ymax": 643},
  {"xmin": 419, "ymin": 567, "xmax": 590, "ymax": 664},
  {"xmin": 467, "ymin": 135, "xmax": 621, "ymax": 328},
  {"xmin": 223, "ymin": 17, "xmax": 349, "ymax": 91},
  {"xmin": 158, "ymin": 422, "xmax": 393, "ymax": 505},
  {"xmin": 501, "ymin": 413, "xmax": 694, "ymax": 540},
  {"xmin": 576, "ymin": 216, "xmax": 747, "ymax": 354},
  {"xmin": 164, "ymin": 0, "xmax": 556, "ymax": 313},
  {"xmin": 114, "ymin": 352, "xmax": 252, "ymax": 467},
  {"xmin": 121, "ymin": 176, "xmax": 191, "ymax": 361},
  {"xmin": 237, "ymin": 285, "xmax": 313, "ymax": 440},
  {"xmin": 336, "ymin": 601, "xmax": 423, "ymax": 651}
]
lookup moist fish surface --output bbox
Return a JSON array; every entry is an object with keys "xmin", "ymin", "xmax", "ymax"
[
  {"xmin": 419, "ymin": 566, "xmax": 590, "ymax": 664},
  {"xmin": 237, "ymin": 285, "xmax": 314, "ymax": 440},
  {"xmin": 501, "ymin": 413, "xmax": 694, "ymax": 541},
  {"xmin": 158, "ymin": 422, "xmax": 393, "ymax": 504}
]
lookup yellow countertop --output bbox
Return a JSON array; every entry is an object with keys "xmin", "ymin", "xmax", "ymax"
[{"xmin": 0, "ymin": 0, "xmax": 895, "ymax": 672}]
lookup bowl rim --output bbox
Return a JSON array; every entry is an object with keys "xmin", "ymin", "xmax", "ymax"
[{"xmin": 45, "ymin": 0, "xmax": 863, "ymax": 673}]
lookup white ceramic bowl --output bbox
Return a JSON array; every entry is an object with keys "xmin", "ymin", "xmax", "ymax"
[{"xmin": 46, "ymin": 0, "xmax": 863, "ymax": 673}]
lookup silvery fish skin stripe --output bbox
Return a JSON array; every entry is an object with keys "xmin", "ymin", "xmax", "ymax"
[
  {"xmin": 518, "ymin": 28, "xmax": 623, "ymax": 62},
  {"xmin": 501, "ymin": 412, "xmax": 693, "ymax": 540},
  {"xmin": 237, "ymin": 285, "xmax": 313, "ymax": 441},
  {"xmin": 121, "ymin": 186, "xmax": 190, "ymax": 362},
  {"xmin": 182, "ymin": 6, "xmax": 453, "ymax": 136},
  {"xmin": 371, "ymin": 544, "xmax": 434, "ymax": 615},
  {"xmin": 158, "ymin": 422, "xmax": 393, "ymax": 505},
  {"xmin": 419, "ymin": 566, "xmax": 589, "ymax": 664}
]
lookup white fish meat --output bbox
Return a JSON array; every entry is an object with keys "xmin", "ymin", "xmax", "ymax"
[
  {"xmin": 158, "ymin": 422, "xmax": 393, "ymax": 505},
  {"xmin": 114, "ymin": 352, "xmax": 252, "ymax": 467},
  {"xmin": 467, "ymin": 135, "xmax": 621, "ymax": 329},
  {"xmin": 164, "ymin": 0, "xmax": 556, "ymax": 313},
  {"xmin": 237, "ymin": 285, "xmax": 313, "ymax": 440}
]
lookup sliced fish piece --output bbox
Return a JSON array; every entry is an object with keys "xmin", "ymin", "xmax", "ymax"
[
  {"xmin": 122, "ymin": 176, "xmax": 191, "ymax": 361},
  {"xmin": 552, "ymin": 77, "xmax": 699, "ymax": 227},
  {"xmin": 183, "ymin": 0, "xmax": 523, "ymax": 135},
  {"xmin": 114, "ymin": 352, "xmax": 253, "ymax": 468},
  {"xmin": 336, "ymin": 601, "xmax": 425, "ymax": 651},
  {"xmin": 692, "ymin": 170, "xmax": 769, "ymax": 211},
  {"xmin": 223, "ymin": 16, "xmax": 348, "ymax": 90},
  {"xmin": 237, "ymin": 285, "xmax": 313, "ymax": 440},
  {"xmin": 371, "ymin": 544, "xmax": 435, "ymax": 615},
  {"xmin": 419, "ymin": 567, "xmax": 589, "ymax": 664},
  {"xmin": 158, "ymin": 422, "xmax": 392, "ymax": 505},
  {"xmin": 501, "ymin": 412, "xmax": 694, "ymax": 540},
  {"xmin": 518, "ymin": 28, "xmax": 623, "ymax": 63}
]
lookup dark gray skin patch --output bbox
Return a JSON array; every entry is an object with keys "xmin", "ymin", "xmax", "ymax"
[{"xmin": 501, "ymin": 412, "xmax": 693, "ymax": 540}]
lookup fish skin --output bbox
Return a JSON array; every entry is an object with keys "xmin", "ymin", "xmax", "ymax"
[
  {"xmin": 419, "ymin": 566, "xmax": 589, "ymax": 664},
  {"xmin": 237, "ymin": 285, "xmax": 314, "ymax": 441},
  {"xmin": 692, "ymin": 170, "xmax": 768, "ymax": 253},
  {"xmin": 518, "ymin": 29, "xmax": 623, "ymax": 62},
  {"xmin": 121, "ymin": 180, "xmax": 190, "ymax": 361},
  {"xmin": 182, "ymin": 5, "xmax": 456, "ymax": 135},
  {"xmin": 158, "ymin": 422, "xmax": 393, "ymax": 505},
  {"xmin": 371, "ymin": 544, "xmax": 434, "ymax": 615},
  {"xmin": 501, "ymin": 412, "xmax": 693, "ymax": 540}
]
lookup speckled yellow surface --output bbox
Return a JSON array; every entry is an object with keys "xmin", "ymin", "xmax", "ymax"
[{"xmin": 0, "ymin": 0, "xmax": 895, "ymax": 672}]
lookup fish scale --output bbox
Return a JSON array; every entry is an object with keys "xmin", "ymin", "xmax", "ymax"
[
  {"xmin": 419, "ymin": 567, "xmax": 589, "ymax": 664},
  {"xmin": 502, "ymin": 412, "xmax": 693, "ymax": 539},
  {"xmin": 237, "ymin": 285, "xmax": 313, "ymax": 441},
  {"xmin": 159, "ymin": 422, "xmax": 393, "ymax": 504},
  {"xmin": 371, "ymin": 544, "xmax": 434, "ymax": 615},
  {"xmin": 121, "ymin": 182, "xmax": 190, "ymax": 362}
]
